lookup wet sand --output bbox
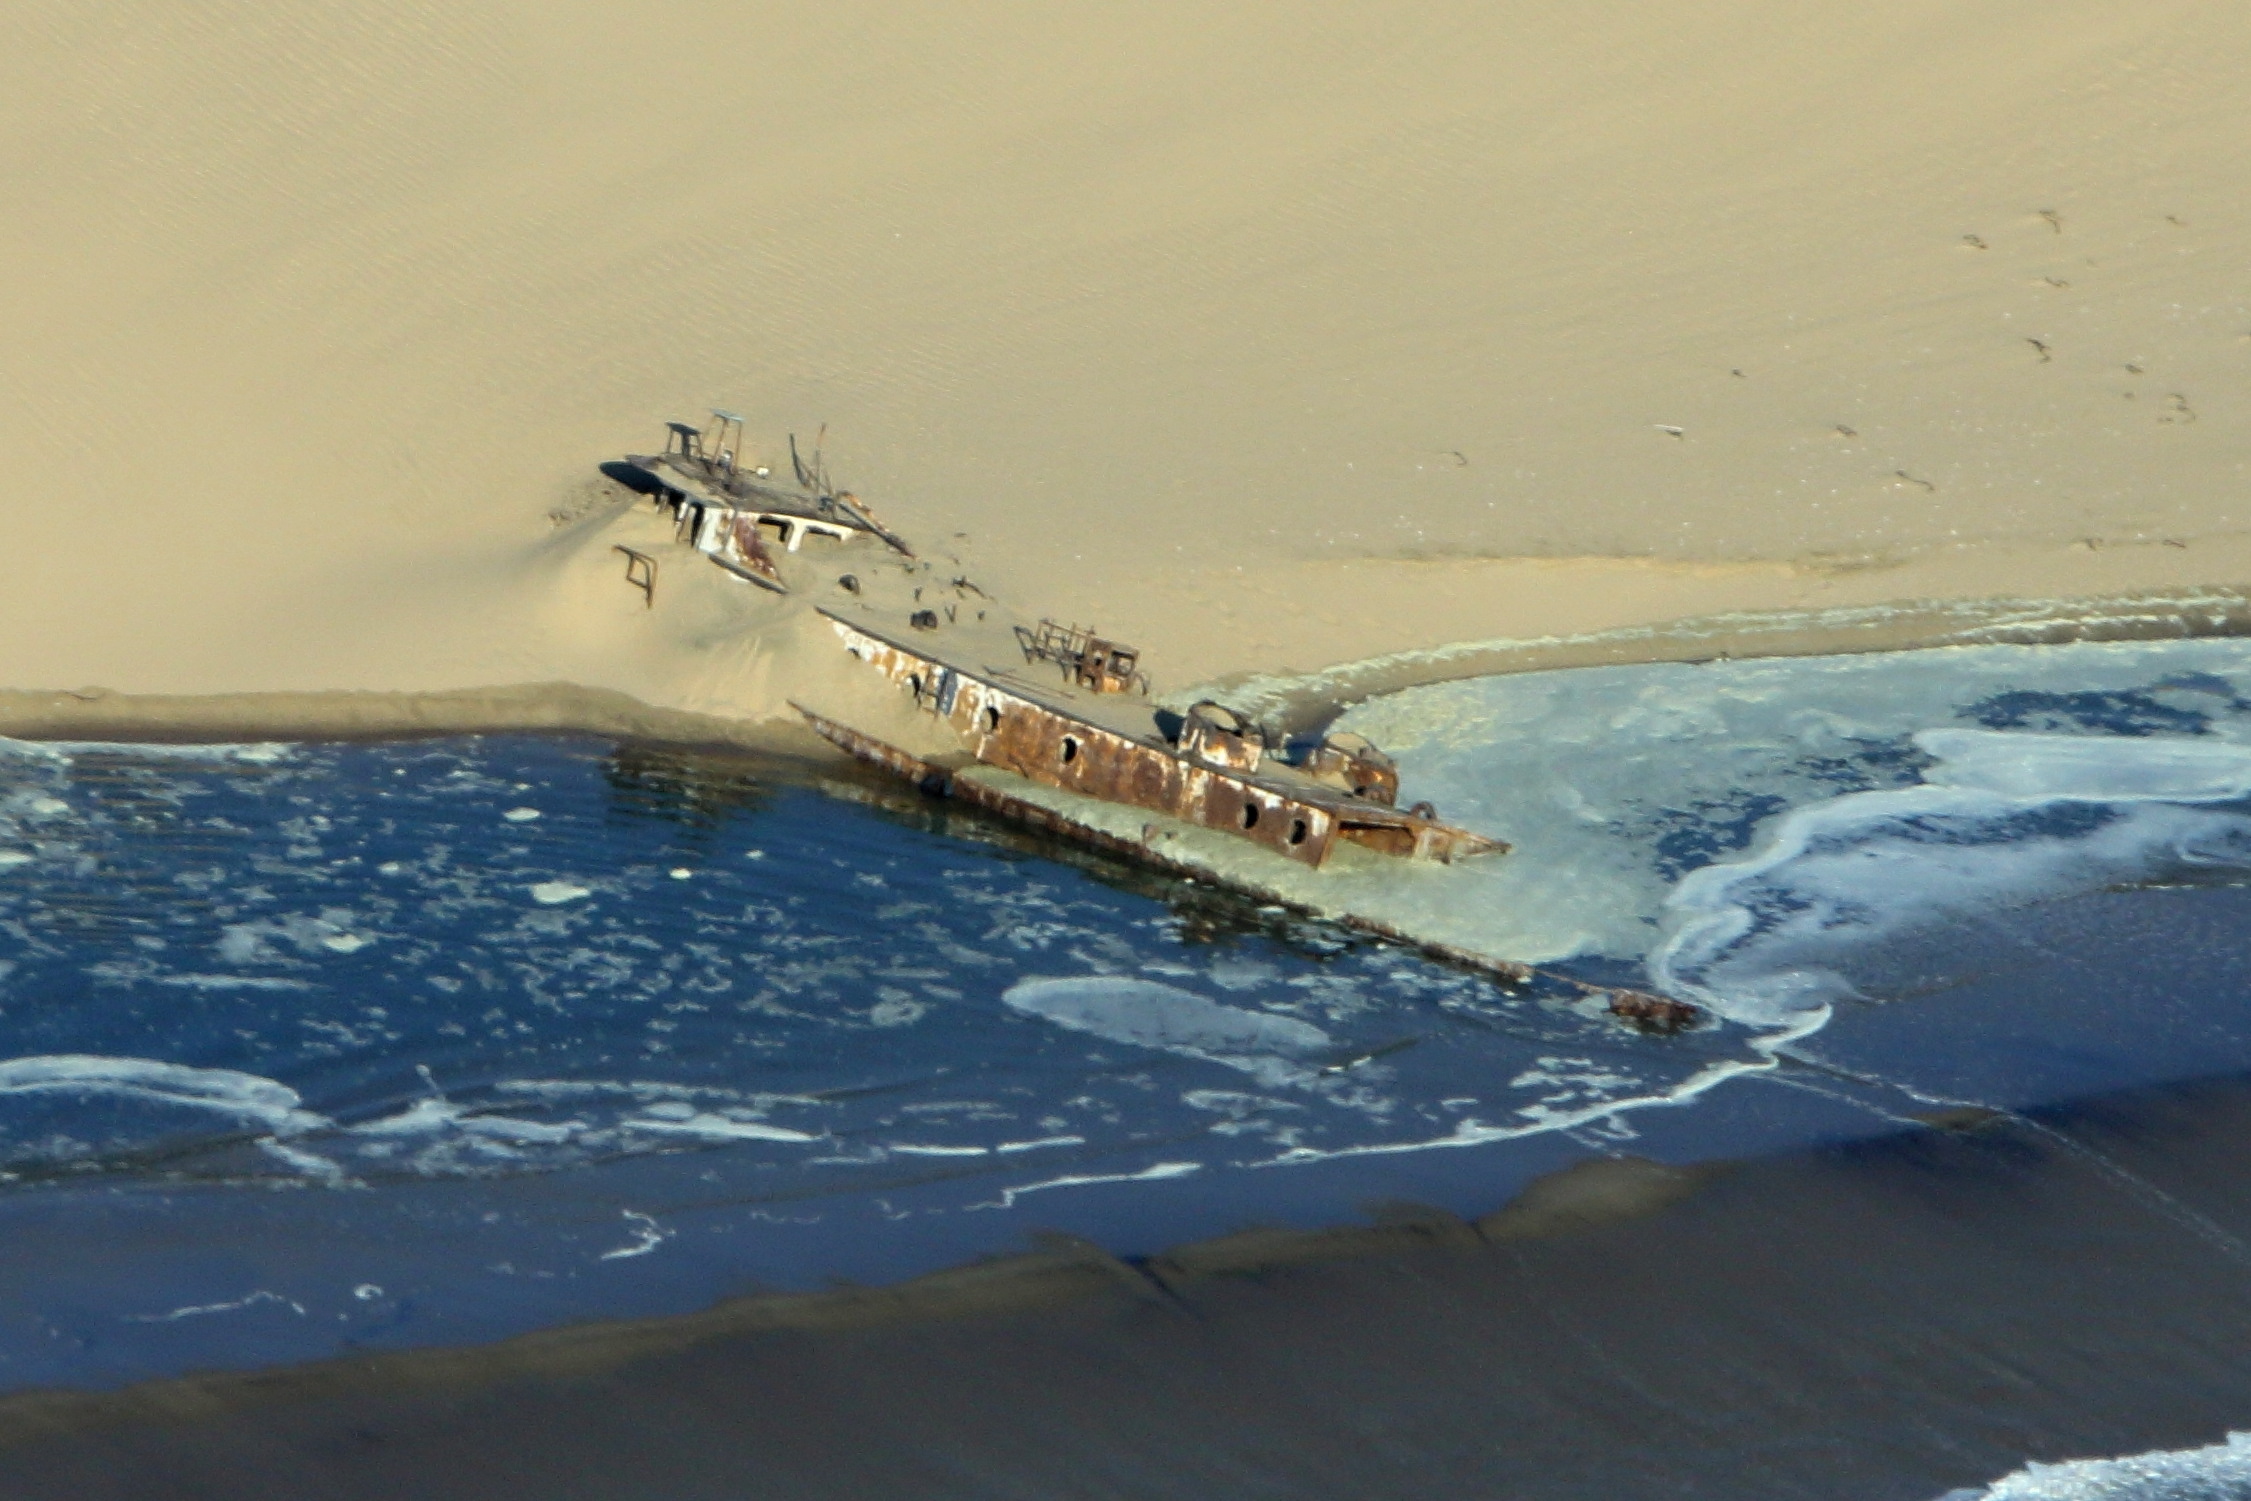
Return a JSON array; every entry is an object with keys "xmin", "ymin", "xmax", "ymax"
[
  {"xmin": 5, "ymin": 1072, "xmax": 2251, "ymax": 1500},
  {"xmin": 9, "ymin": 584, "xmax": 2249, "ymax": 760}
]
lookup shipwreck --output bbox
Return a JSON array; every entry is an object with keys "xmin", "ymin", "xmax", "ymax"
[
  {"xmin": 806, "ymin": 614, "xmax": 1505, "ymax": 870},
  {"xmin": 613, "ymin": 410, "xmax": 911, "ymax": 592},
  {"xmin": 601, "ymin": 414, "xmax": 1699, "ymax": 1030}
]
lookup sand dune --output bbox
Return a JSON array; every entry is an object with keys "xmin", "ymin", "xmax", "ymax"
[{"xmin": 3, "ymin": 1, "xmax": 2247, "ymax": 719}]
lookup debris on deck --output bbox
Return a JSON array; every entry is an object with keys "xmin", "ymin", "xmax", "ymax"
[
  {"xmin": 812, "ymin": 613, "xmax": 1506, "ymax": 869},
  {"xmin": 1017, "ymin": 620, "xmax": 1150, "ymax": 696},
  {"xmin": 611, "ymin": 411, "xmax": 911, "ymax": 596}
]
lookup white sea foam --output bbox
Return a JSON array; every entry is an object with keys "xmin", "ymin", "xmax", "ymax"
[
  {"xmin": 1255, "ymin": 1008, "xmax": 1829, "ymax": 1167},
  {"xmin": 42, "ymin": 741, "xmax": 290, "ymax": 765},
  {"xmin": 258, "ymin": 1137, "xmax": 349, "ymax": 1183},
  {"xmin": 217, "ymin": 911, "xmax": 373, "ymax": 964},
  {"xmin": 621, "ymin": 1113, "xmax": 818, "ymax": 1143},
  {"xmin": 1306, "ymin": 638, "xmax": 2251, "ymax": 1030},
  {"xmin": 352, "ymin": 1097, "xmax": 580, "ymax": 1144},
  {"xmin": 124, "ymin": 1289, "xmax": 306, "ymax": 1323},
  {"xmin": 0, "ymin": 1055, "xmax": 328, "ymax": 1136},
  {"xmin": 1319, "ymin": 637, "xmax": 2251, "ymax": 976},
  {"xmin": 980, "ymin": 1160, "xmax": 1201, "ymax": 1208},
  {"xmin": 0, "ymin": 736, "xmax": 69, "ymax": 763},
  {"xmin": 7, "ymin": 793, "xmax": 70, "ymax": 822},
  {"xmin": 1004, "ymin": 977, "xmax": 1331, "ymax": 1082},
  {"xmin": 493, "ymin": 1078, "xmax": 824, "ymax": 1108},
  {"xmin": 1922, "ymin": 726, "xmax": 2251, "ymax": 801},
  {"xmin": 1653, "ymin": 730, "xmax": 2251, "ymax": 1025},
  {"xmin": 597, "ymin": 1209, "xmax": 672, "ymax": 1261},
  {"xmin": 1940, "ymin": 1430, "xmax": 2251, "ymax": 1499},
  {"xmin": 152, "ymin": 974, "xmax": 315, "ymax": 991},
  {"xmin": 995, "ymin": 1135, "xmax": 1084, "ymax": 1153}
]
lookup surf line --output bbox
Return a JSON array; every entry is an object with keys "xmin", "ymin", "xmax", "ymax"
[
  {"xmin": 1249, "ymin": 1008, "xmax": 1832, "ymax": 1168},
  {"xmin": 125, "ymin": 1290, "xmax": 306, "ymax": 1323},
  {"xmin": 971, "ymin": 1161, "xmax": 1203, "ymax": 1211}
]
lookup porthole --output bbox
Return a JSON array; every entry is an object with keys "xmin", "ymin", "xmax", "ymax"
[
  {"xmin": 1288, "ymin": 818, "xmax": 1309, "ymax": 845},
  {"xmin": 1240, "ymin": 801, "xmax": 1261, "ymax": 830},
  {"xmin": 1060, "ymin": 736, "xmax": 1080, "ymax": 765},
  {"xmin": 983, "ymin": 706, "xmax": 1001, "ymax": 733}
]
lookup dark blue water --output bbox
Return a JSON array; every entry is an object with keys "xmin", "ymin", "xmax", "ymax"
[
  {"xmin": 9, "ymin": 636, "xmax": 2251, "ymax": 1399},
  {"xmin": 0, "ymin": 735, "xmax": 1764, "ymax": 1390}
]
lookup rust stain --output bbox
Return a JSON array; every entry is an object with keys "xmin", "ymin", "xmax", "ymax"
[
  {"xmin": 725, "ymin": 515, "xmax": 786, "ymax": 590},
  {"xmin": 1600, "ymin": 989, "xmax": 1703, "ymax": 1034},
  {"xmin": 819, "ymin": 614, "xmax": 1504, "ymax": 869}
]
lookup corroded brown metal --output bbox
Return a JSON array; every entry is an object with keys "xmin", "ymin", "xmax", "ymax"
[
  {"xmin": 1601, "ymin": 989, "xmax": 1703, "ymax": 1033},
  {"xmin": 725, "ymin": 515, "xmax": 786, "ymax": 590},
  {"xmin": 1178, "ymin": 702, "xmax": 1263, "ymax": 774},
  {"xmin": 821, "ymin": 614, "xmax": 1506, "ymax": 869},
  {"xmin": 801, "ymin": 705, "xmax": 1199, "ymax": 866},
  {"xmin": 611, "ymin": 546, "xmax": 657, "ymax": 609},
  {"xmin": 1300, "ymin": 732, "xmax": 1400, "ymax": 806},
  {"xmin": 620, "ymin": 415, "xmax": 915, "ymax": 558}
]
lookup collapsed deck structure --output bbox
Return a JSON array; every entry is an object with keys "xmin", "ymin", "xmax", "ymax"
[{"xmin": 615, "ymin": 411, "xmax": 911, "ymax": 591}]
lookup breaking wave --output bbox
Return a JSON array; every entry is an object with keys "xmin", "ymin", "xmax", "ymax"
[
  {"xmin": 1939, "ymin": 1431, "xmax": 2251, "ymax": 1500},
  {"xmin": 0, "ymin": 1055, "xmax": 327, "ymax": 1136}
]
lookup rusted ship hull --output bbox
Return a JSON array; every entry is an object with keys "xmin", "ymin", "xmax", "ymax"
[
  {"xmin": 818, "ymin": 614, "xmax": 1504, "ymax": 869},
  {"xmin": 799, "ymin": 703, "xmax": 1697, "ymax": 1031}
]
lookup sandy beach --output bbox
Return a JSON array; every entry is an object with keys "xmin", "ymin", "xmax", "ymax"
[
  {"xmin": 9, "ymin": 9, "xmax": 2251, "ymax": 1498},
  {"xmin": 5, "ymin": 1, "xmax": 2249, "ymax": 726}
]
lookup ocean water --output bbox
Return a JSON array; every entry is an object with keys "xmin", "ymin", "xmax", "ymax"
[{"xmin": 7, "ymin": 635, "xmax": 2251, "ymax": 1444}]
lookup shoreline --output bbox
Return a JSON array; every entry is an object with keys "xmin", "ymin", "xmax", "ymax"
[
  {"xmin": 8, "ymin": 1069, "xmax": 2251, "ymax": 1498},
  {"xmin": 1225, "ymin": 583, "xmax": 2251, "ymax": 735},
  {"xmin": 9, "ymin": 584, "xmax": 2250, "ymax": 756},
  {"xmin": 0, "ymin": 682, "xmax": 834, "ymax": 762},
  {"xmin": 0, "ymin": 1153, "xmax": 1712, "ymax": 1432}
]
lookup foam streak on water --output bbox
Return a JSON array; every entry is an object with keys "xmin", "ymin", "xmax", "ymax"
[
  {"xmin": 0, "ymin": 726, "xmax": 1751, "ymax": 1197},
  {"xmin": 1334, "ymin": 638, "xmax": 2251, "ymax": 1028}
]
